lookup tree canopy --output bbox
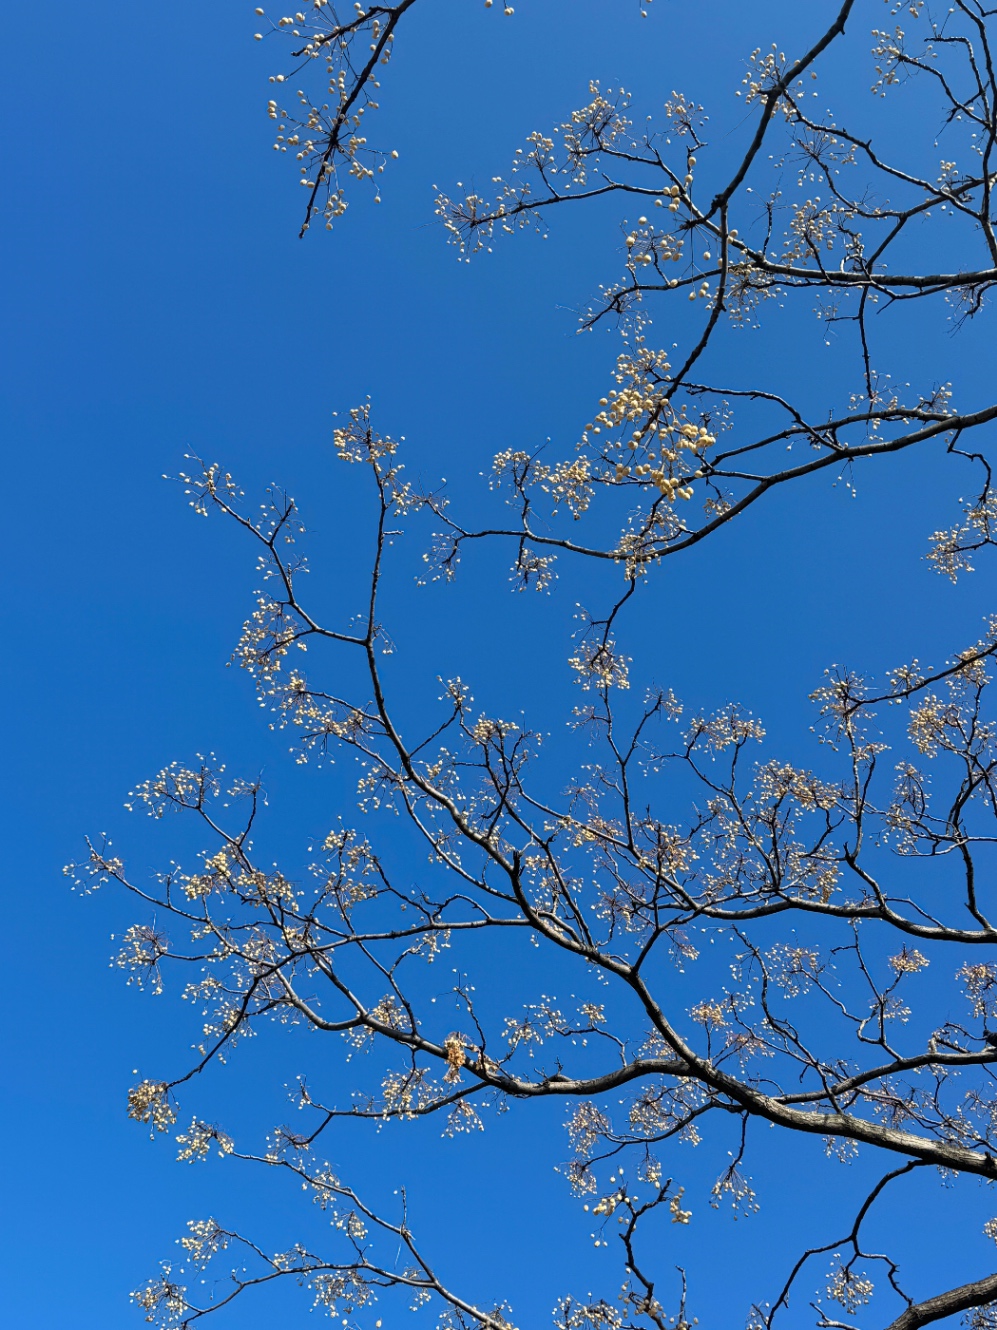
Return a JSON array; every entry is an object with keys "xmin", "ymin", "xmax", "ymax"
[{"xmin": 64, "ymin": 3, "xmax": 997, "ymax": 1328}]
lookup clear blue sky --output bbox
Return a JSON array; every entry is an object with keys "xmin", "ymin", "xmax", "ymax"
[{"xmin": 3, "ymin": 2, "xmax": 997, "ymax": 1325}]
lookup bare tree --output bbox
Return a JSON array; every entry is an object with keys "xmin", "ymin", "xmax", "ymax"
[{"xmin": 70, "ymin": 3, "xmax": 997, "ymax": 1327}]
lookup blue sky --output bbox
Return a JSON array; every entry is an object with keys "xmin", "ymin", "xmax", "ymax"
[{"xmin": 4, "ymin": 2, "xmax": 997, "ymax": 1326}]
